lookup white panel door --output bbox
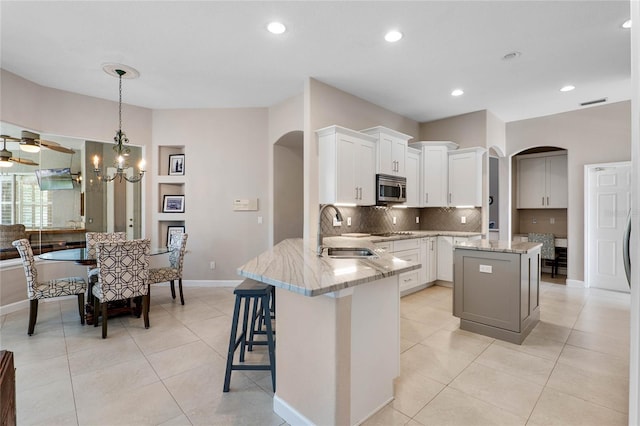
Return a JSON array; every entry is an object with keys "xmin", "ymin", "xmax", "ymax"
[
  {"xmin": 546, "ymin": 155, "xmax": 568, "ymax": 208},
  {"xmin": 336, "ymin": 135, "xmax": 358, "ymax": 204},
  {"xmin": 357, "ymin": 139, "xmax": 377, "ymax": 205},
  {"xmin": 587, "ymin": 163, "xmax": 631, "ymax": 292},
  {"xmin": 422, "ymin": 146, "xmax": 448, "ymax": 207},
  {"xmin": 517, "ymin": 157, "xmax": 546, "ymax": 208}
]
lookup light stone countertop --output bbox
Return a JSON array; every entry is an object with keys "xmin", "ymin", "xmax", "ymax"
[
  {"xmin": 237, "ymin": 238, "xmax": 421, "ymax": 297},
  {"xmin": 454, "ymin": 239, "xmax": 542, "ymax": 254}
]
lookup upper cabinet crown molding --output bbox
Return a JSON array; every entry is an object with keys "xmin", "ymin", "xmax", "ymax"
[
  {"xmin": 409, "ymin": 141, "xmax": 459, "ymax": 151},
  {"xmin": 315, "ymin": 125, "xmax": 377, "ymax": 142}
]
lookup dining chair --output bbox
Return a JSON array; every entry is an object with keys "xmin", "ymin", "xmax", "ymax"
[
  {"xmin": 148, "ymin": 233, "xmax": 188, "ymax": 305},
  {"xmin": 92, "ymin": 239, "xmax": 150, "ymax": 338},
  {"xmin": 85, "ymin": 231, "xmax": 127, "ymax": 275},
  {"xmin": 528, "ymin": 232, "xmax": 560, "ymax": 277},
  {"xmin": 12, "ymin": 238, "xmax": 87, "ymax": 336}
]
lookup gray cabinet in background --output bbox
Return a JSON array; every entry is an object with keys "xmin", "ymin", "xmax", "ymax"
[{"xmin": 453, "ymin": 242, "xmax": 541, "ymax": 344}]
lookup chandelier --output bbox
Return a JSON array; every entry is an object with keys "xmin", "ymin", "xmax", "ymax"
[{"xmin": 93, "ymin": 64, "xmax": 145, "ymax": 183}]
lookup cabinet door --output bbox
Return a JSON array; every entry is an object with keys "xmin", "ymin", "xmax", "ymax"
[
  {"xmin": 517, "ymin": 157, "xmax": 546, "ymax": 208},
  {"xmin": 449, "ymin": 150, "xmax": 482, "ymax": 206},
  {"xmin": 336, "ymin": 134, "xmax": 359, "ymax": 204},
  {"xmin": 436, "ymin": 236, "xmax": 453, "ymax": 281},
  {"xmin": 392, "ymin": 139, "xmax": 407, "ymax": 176},
  {"xmin": 405, "ymin": 150, "xmax": 420, "ymax": 207},
  {"xmin": 545, "ymin": 155, "xmax": 568, "ymax": 208},
  {"xmin": 422, "ymin": 146, "xmax": 448, "ymax": 207},
  {"xmin": 357, "ymin": 139, "xmax": 377, "ymax": 205},
  {"xmin": 377, "ymin": 136, "xmax": 394, "ymax": 175},
  {"xmin": 428, "ymin": 237, "xmax": 437, "ymax": 283}
]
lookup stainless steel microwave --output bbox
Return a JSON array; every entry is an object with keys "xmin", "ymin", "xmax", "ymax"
[{"xmin": 376, "ymin": 174, "xmax": 406, "ymax": 204}]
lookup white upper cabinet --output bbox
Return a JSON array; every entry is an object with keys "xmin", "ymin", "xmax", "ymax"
[
  {"xmin": 517, "ymin": 152, "xmax": 568, "ymax": 209},
  {"xmin": 448, "ymin": 147, "xmax": 486, "ymax": 207},
  {"xmin": 404, "ymin": 147, "xmax": 421, "ymax": 207},
  {"xmin": 360, "ymin": 126, "xmax": 413, "ymax": 176},
  {"xmin": 410, "ymin": 141, "xmax": 458, "ymax": 207},
  {"xmin": 317, "ymin": 125, "xmax": 377, "ymax": 206}
]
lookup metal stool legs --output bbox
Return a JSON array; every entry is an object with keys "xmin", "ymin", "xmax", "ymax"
[{"xmin": 223, "ymin": 281, "xmax": 275, "ymax": 392}]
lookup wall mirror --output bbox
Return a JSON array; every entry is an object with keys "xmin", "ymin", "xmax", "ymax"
[{"xmin": 0, "ymin": 122, "xmax": 143, "ymax": 259}]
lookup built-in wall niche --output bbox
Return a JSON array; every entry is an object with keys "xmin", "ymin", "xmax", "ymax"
[
  {"xmin": 158, "ymin": 145, "xmax": 185, "ymax": 176},
  {"xmin": 157, "ymin": 220, "xmax": 186, "ymax": 247}
]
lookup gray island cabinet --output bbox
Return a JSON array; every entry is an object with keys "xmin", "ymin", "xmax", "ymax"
[{"xmin": 453, "ymin": 240, "xmax": 542, "ymax": 344}]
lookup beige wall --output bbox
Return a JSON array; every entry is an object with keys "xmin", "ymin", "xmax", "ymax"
[
  {"xmin": 152, "ymin": 108, "xmax": 270, "ymax": 280},
  {"xmin": 419, "ymin": 110, "xmax": 488, "ymax": 149},
  {"xmin": 506, "ymin": 101, "xmax": 631, "ymax": 282}
]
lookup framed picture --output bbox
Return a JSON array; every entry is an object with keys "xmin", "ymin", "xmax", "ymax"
[
  {"xmin": 167, "ymin": 225, "xmax": 185, "ymax": 247},
  {"xmin": 163, "ymin": 195, "xmax": 185, "ymax": 213},
  {"xmin": 169, "ymin": 154, "xmax": 185, "ymax": 176}
]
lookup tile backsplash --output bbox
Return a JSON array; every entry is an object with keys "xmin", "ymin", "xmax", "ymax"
[{"xmin": 320, "ymin": 205, "xmax": 482, "ymax": 237}]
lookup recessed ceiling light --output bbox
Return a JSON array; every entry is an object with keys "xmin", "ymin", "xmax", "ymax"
[
  {"xmin": 622, "ymin": 19, "xmax": 632, "ymax": 29},
  {"xmin": 451, "ymin": 89, "xmax": 464, "ymax": 97},
  {"xmin": 560, "ymin": 85, "xmax": 575, "ymax": 92},
  {"xmin": 384, "ymin": 30, "xmax": 403, "ymax": 43},
  {"xmin": 267, "ymin": 22, "xmax": 286, "ymax": 34},
  {"xmin": 502, "ymin": 51, "xmax": 522, "ymax": 61}
]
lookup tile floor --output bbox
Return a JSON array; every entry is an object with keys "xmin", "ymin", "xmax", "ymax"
[{"xmin": 0, "ymin": 279, "xmax": 630, "ymax": 425}]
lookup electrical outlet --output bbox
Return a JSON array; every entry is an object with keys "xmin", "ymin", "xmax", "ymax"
[
  {"xmin": 392, "ymin": 216, "xmax": 397, "ymax": 225},
  {"xmin": 210, "ymin": 261, "xmax": 216, "ymax": 270},
  {"xmin": 461, "ymin": 216, "xmax": 466, "ymax": 224},
  {"xmin": 347, "ymin": 217, "xmax": 352, "ymax": 226},
  {"xmin": 416, "ymin": 216, "xmax": 420, "ymax": 224},
  {"xmin": 532, "ymin": 217, "xmax": 537, "ymax": 224},
  {"xmin": 332, "ymin": 217, "xmax": 342, "ymax": 226},
  {"xmin": 550, "ymin": 217, "xmax": 555, "ymax": 224}
]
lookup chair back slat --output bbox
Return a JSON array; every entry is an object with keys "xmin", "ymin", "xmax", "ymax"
[
  {"xmin": 11, "ymin": 238, "xmax": 37, "ymax": 298},
  {"xmin": 96, "ymin": 239, "xmax": 150, "ymax": 302}
]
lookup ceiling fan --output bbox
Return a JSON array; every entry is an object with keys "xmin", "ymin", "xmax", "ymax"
[
  {"xmin": 0, "ymin": 130, "xmax": 75, "ymax": 154},
  {"xmin": 0, "ymin": 136, "xmax": 39, "ymax": 167}
]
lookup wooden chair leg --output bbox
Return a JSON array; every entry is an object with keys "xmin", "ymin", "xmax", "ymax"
[
  {"xmin": 94, "ymin": 298, "xmax": 100, "ymax": 327},
  {"xmin": 170, "ymin": 280, "xmax": 176, "ymax": 299},
  {"xmin": 143, "ymin": 294, "xmax": 150, "ymax": 329},
  {"xmin": 178, "ymin": 278, "xmax": 184, "ymax": 305},
  {"xmin": 77, "ymin": 293, "xmax": 85, "ymax": 325},
  {"xmin": 27, "ymin": 299, "xmax": 38, "ymax": 336},
  {"xmin": 101, "ymin": 302, "xmax": 108, "ymax": 338}
]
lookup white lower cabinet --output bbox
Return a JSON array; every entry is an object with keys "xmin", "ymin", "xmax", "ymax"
[
  {"xmin": 437, "ymin": 235, "xmax": 482, "ymax": 283},
  {"xmin": 437, "ymin": 236, "xmax": 454, "ymax": 282}
]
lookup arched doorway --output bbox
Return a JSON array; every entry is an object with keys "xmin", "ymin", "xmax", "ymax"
[
  {"xmin": 511, "ymin": 145, "xmax": 568, "ymax": 281},
  {"xmin": 273, "ymin": 131, "xmax": 304, "ymax": 244}
]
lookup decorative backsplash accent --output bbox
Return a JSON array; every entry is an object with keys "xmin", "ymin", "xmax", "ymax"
[{"xmin": 320, "ymin": 205, "xmax": 481, "ymax": 237}]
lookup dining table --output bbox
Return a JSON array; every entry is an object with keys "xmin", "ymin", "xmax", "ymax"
[{"xmin": 40, "ymin": 246, "xmax": 171, "ymax": 324}]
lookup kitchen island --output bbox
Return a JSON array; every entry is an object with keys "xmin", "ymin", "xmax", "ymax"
[
  {"xmin": 237, "ymin": 237, "xmax": 420, "ymax": 426},
  {"xmin": 453, "ymin": 239, "xmax": 542, "ymax": 344}
]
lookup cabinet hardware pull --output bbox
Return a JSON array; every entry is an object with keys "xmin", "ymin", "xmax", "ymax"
[
  {"xmin": 426, "ymin": 193, "xmax": 428, "ymax": 203},
  {"xmin": 358, "ymin": 187, "xmax": 362, "ymax": 200},
  {"xmin": 449, "ymin": 193, "xmax": 452, "ymax": 204},
  {"xmin": 547, "ymin": 196, "xmax": 549, "ymax": 205},
  {"xmin": 542, "ymin": 196, "xmax": 544, "ymax": 206},
  {"xmin": 355, "ymin": 187, "xmax": 359, "ymax": 200}
]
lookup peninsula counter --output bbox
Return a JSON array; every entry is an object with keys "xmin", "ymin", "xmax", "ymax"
[{"xmin": 237, "ymin": 238, "xmax": 420, "ymax": 426}]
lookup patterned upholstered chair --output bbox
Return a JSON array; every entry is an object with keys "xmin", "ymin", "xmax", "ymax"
[
  {"xmin": 85, "ymin": 232, "xmax": 127, "ymax": 275},
  {"xmin": 148, "ymin": 233, "xmax": 188, "ymax": 305},
  {"xmin": 12, "ymin": 238, "xmax": 87, "ymax": 336},
  {"xmin": 93, "ymin": 239, "xmax": 150, "ymax": 338},
  {"xmin": 528, "ymin": 232, "xmax": 559, "ymax": 277}
]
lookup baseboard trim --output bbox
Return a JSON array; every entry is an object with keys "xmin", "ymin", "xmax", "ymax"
[
  {"xmin": 566, "ymin": 279, "xmax": 586, "ymax": 288},
  {"xmin": 273, "ymin": 394, "xmax": 314, "ymax": 426}
]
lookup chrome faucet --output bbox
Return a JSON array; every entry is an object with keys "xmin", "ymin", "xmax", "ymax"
[{"xmin": 317, "ymin": 204, "xmax": 343, "ymax": 256}]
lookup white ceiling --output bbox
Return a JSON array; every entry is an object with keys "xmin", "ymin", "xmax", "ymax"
[{"xmin": 0, "ymin": 1, "xmax": 632, "ymax": 124}]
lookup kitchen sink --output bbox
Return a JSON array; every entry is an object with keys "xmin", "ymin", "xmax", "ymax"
[{"xmin": 326, "ymin": 247, "xmax": 378, "ymax": 259}]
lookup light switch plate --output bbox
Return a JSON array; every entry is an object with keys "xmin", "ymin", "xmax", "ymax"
[{"xmin": 461, "ymin": 216, "xmax": 466, "ymax": 224}]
